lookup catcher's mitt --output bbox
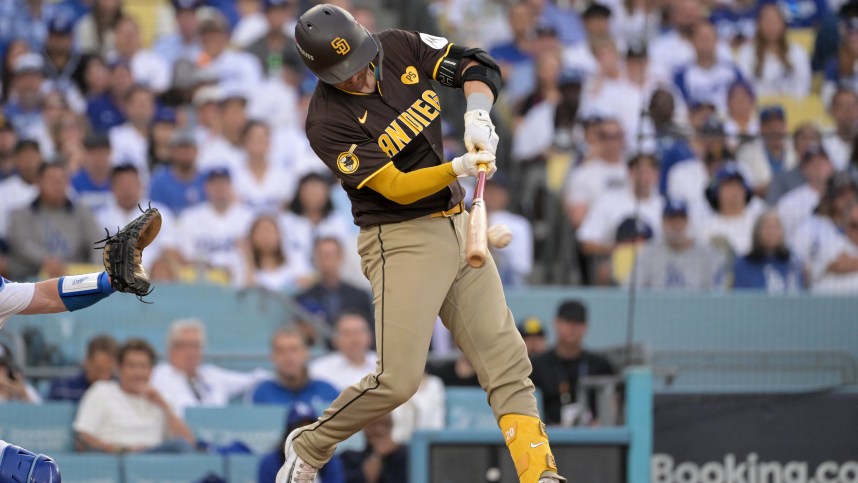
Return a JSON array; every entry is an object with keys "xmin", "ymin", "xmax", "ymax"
[{"xmin": 95, "ymin": 206, "xmax": 162, "ymax": 299}]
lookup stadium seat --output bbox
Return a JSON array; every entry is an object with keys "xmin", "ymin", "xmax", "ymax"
[
  {"xmin": 0, "ymin": 403, "xmax": 76, "ymax": 453},
  {"xmin": 123, "ymin": 453, "xmax": 224, "ymax": 483},
  {"xmin": 786, "ymin": 28, "xmax": 814, "ymax": 56},
  {"xmin": 51, "ymin": 453, "xmax": 120, "ymax": 483},
  {"xmin": 446, "ymin": 388, "xmax": 544, "ymax": 429},
  {"xmin": 186, "ymin": 406, "xmax": 288, "ymax": 454},
  {"xmin": 226, "ymin": 453, "xmax": 262, "ymax": 483}
]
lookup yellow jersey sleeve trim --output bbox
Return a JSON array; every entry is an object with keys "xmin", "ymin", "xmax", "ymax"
[
  {"xmin": 432, "ymin": 43, "xmax": 455, "ymax": 80},
  {"xmin": 357, "ymin": 161, "xmax": 395, "ymax": 189}
]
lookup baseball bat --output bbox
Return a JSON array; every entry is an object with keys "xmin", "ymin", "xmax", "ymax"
[{"xmin": 466, "ymin": 164, "xmax": 489, "ymax": 268}]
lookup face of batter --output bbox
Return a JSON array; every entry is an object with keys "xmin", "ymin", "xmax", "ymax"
[{"xmin": 334, "ymin": 66, "xmax": 375, "ymax": 93}]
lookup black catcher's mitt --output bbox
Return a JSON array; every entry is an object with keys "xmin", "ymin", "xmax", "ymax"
[{"xmin": 96, "ymin": 206, "xmax": 162, "ymax": 299}]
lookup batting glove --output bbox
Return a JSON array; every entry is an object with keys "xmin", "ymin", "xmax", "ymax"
[
  {"xmin": 464, "ymin": 109, "xmax": 499, "ymax": 156},
  {"xmin": 452, "ymin": 150, "xmax": 497, "ymax": 179}
]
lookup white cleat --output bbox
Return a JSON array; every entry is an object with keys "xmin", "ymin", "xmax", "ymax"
[{"xmin": 275, "ymin": 429, "xmax": 319, "ymax": 483}]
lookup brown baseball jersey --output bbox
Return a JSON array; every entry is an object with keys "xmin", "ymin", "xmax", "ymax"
[{"xmin": 305, "ymin": 29, "xmax": 466, "ymax": 227}]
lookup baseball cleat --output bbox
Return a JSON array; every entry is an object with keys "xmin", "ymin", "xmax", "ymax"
[{"xmin": 275, "ymin": 429, "xmax": 318, "ymax": 483}]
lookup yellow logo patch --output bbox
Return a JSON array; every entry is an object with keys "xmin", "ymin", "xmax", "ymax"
[
  {"xmin": 401, "ymin": 66, "xmax": 419, "ymax": 85},
  {"xmin": 331, "ymin": 37, "xmax": 350, "ymax": 55},
  {"xmin": 337, "ymin": 145, "xmax": 359, "ymax": 174}
]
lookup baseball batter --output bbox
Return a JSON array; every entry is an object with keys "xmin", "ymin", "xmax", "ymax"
[
  {"xmin": 278, "ymin": 5, "xmax": 565, "ymax": 483},
  {"xmin": 0, "ymin": 209, "xmax": 160, "ymax": 482}
]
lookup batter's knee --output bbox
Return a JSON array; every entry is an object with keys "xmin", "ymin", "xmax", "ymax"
[
  {"xmin": 0, "ymin": 444, "xmax": 61, "ymax": 483},
  {"xmin": 386, "ymin": 376, "xmax": 422, "ymax": 406}
]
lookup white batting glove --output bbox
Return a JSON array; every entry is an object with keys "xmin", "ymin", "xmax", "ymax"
[
  {"xmin": 452, "ymin": 150, "xmax": 497, "ymax": 179},
  {"xmin": 464, "ymin": 109, "xmax": 499, "ymax": 156}
]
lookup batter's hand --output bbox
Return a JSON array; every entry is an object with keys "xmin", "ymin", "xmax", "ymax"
[
  {"xmin": 464, "ymin": 109, "xmax": 499, "ymax": 155},
  {"xmin": 452, "ymin": 150, "xmax": 497, "ymax": 179}
]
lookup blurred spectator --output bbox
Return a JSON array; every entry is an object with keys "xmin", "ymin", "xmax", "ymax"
[
  {"xmin": 642, "ymin": 88, "xmax": 685, "ymax": 161},
  {"xmin": 251, "ymin": 327, "xmax": 338, "ymax": 406},
  {"xmin": 176, "ymin": 168, "xmax": 254, "ymax": 284},
  {"xmin": 634, "ymin": 198, "xmax": 724, "ymax": 290},
  {"xmin": 699, "ymin": 163, "xmax": 765, "ymax": 257},
  {"xmin": 74, "ymin": 0, "xmax": 124, "ymax": 56},
  {"xmin": 0, "ymin": 343, "xmax": 40, "ymax": 403},
  {"xmin": 152, "ymin": 0, "xmax": 204, "ymax": 66},
  {"xmin": 510, "ymin": 49, "xmax": 566, "ymax": 162},
  {"xmin": 196, "ymin": 13, "xmax": 262, "ymax": 90},
  {"xmin": 767, "ymin": 0, "xmax": 829, "ymax": 28},
  {"xmin": 822, "ymin": 88, "xmax": 858, "ymax": 169},
  {"xmin": 85, "ymin": 57, "xmax": 129, "ymax": 133},
  {"xmin": 341, "ymin": 413, "xmax": 407, "ymax": 483},
  {"xmin": 649, "ymin": 0, "xmax": 730, "ymax": 79},
  {"xmin": 723, "ymin": 80, "xmax": 758, "ymax": 148},
  {"xmin": 735, "ymin": 3, "xmax": 812, "ymax": 98},
  {"xmin": 667, "ymin": 115, "xmax": 733, "ymax": 216},
  {"xmin": 578, "ymin": 153, "xmax": 663, "ymax": 283},
  {"xmin": 97, "ymin": 164, "xmax": 180, "ymax": 269},
  {"xmin": 147, "ymin": 107, "xmax": 177, "ymax": 170},
  {"xmin": 296, "ymin": 237, "xmax": 373, "ymax": 329},
  {"xmin": 258, "ymin": 402, "xmax": 345, "ymax": 483},
  {"xmin": 1, "ymin": 40, "xmax": 30, "ymax": 103},
  {"xmin": 0, "ymin": 140, "xmax": 41, "ymax": 243},
  {"xmin": 0, "ymin": 116, "xmax": 18, "ymax": 180},
  {"xmin": 149, "ymin": 130, "xmax": 206, "ymax": 214},
  {"xmin": 767, "ymin": 123, "xmax": 823, "ymax": 204},
  {"xmin": 107, "ymin": 16, "xmax": 171, "ymax": 94},
  {"xmin": 4, "ymin": 53, "xmax": 51, "ymax": 148},
  {"xmin": 230, "ymin": 0, "xmax": 267, "ymax": 49},
  {"xmin": 580, "ymin": 38, "xmax": 644, "ymax": 148},
  {"xmin": 824, "ymin": 6, "xmax": 858, "ymax": 102},
  {"xmin": 427, "ymin": 351, "xmax": 480, "ymax": 387},
  {"xmin": 246, "ymin": 0, "xmax": 299, "ymax": 77},
  {"xmin": 530, "ymin": 0, "xmax": 584, "ymax": 46},
  {"xmin": 390, "ymin": 371, "xmax": 445, "ymax": 443},
  {"xmin": 709, "ymin": 0, "xmax": 757, "ymax": 47},
  {"xmin": 562, "ymin": 3, "xmax": 612, "ymax": 81},
  {"xmin": 7, "ymin": 162, "xmax": 100, "ymax": 279},
  {"xmin": 71, "ymin": 133, "xmax": 113, "ymax": 211},
  {"xmin": 673, "ymin": 21, "xmax": 744, "ymax": 115},
  {"xmin": 234, "ymin": 121, "xmax": 295, "ymax": 214},
  {"xmin": 529, "ymin": 300, "xmax": 615, "ymax": 426},
  {"xmin": 777, "ymin": 145, "xmax": 835, "ymax": 237},
  {"xmin": 484, "ymin": 176, "xmax": 533, "ymax": 286},
  {"xmin": 247, "ymin": 52, "xmax": 304, "ymax": 132},
  {"xmin": 108, "ymin": 85, "xmax": 155, "ymax": 176},
  {"xmin": 658, "ymin": 99, "xmax": 716, "ymax": 195},
  {"xmin": 564, "ymin": 119, "xmax": 627, "ymax": 228},
  {"xmin": 151, "ymin": 318, "xmax": 264, "ymax": 416},
  {"xmin": 792, "ymin": 172, "xmax": 858, "ymax": 269},
  {"xmin": 43, "ymin": 12, "xmax": 89, "ymax": 113},
  {"xmin": 737, "ymin": 106, "xmax": 797, "ymax": 197},
  {"xmin": 242, "ymin": 215, "xmax": 312, "ymax": 291},
  {"xmin": 518, "ymin": 316, "xmax": 548, "ymax": 357},
  {"xmin": 488, "ymin": 1, "xmax": 538, "ymax": 106},
  {"xmin": 197, "ymin": 89, "xmax": 247, "ymax": 171},
  {"xmin": 74, "ymin": 338, "xmax": 196, "ymax": 453},
  {"xmin": 811, "ymin": 199, "xmax": 858, "ymax": 293},
  {"xmin": 611, "ymin": 0, "xmax": 661, "ymax": 49},
  {"xmin": 52, "ymin": 110, "xmax": 87, "ymax": 171},
  {"xmin": 309, "ymin": 312, "xmax": 377, "ymax": 392},
  {"xmin": 280, "ymin": 173, "xmax": 352, "ymax": 268},
  {"xmin": 733, "ymin": 211, "xmax": 805, "ymax": 292},
  {"xmin": 48, "ymin": 335, "xmax": 118, "ymax": 402},
  {"xmin": 0, "ymin": 0, "xmax": 56, "ymax": 52}
]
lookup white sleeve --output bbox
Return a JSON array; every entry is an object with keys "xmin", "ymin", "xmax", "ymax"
[
  {"xmin": 577, "ymin": 195, "xmax": 614, "ymax": 245},
  {"xmin": 0, "ymin": 280, "xmax": 35, "ymax": 327},
  {"xmin": 790, "ymin": 45, "xmax": 812, "ymax": 98},
  {"xmin": 73, "ymin": 383, "xmax": 105, "ymax": 435},
  {"xmin": 565, "ymin": 168, "xmax": 596, "ymax": 205}
]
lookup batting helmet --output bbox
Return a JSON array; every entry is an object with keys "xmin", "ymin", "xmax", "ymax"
[
  {"xmin": 294, "ymin": 4, "xmax": 380, "ymax": 85},
  {"xmin": 0, "ymin": 444, "xmax": 61, "ymax": 483}
]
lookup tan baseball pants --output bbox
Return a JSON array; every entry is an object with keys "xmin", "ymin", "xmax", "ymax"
[{"xmin": 293, "ymin": 211, "xmax": 539, "ymax": 466}]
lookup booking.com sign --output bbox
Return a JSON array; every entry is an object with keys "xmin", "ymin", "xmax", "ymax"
[{"xmin": 653, "ymin": 454, "xmax": 858, "ymax": 483}]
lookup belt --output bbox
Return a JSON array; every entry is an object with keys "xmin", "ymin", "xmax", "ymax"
[{"xmin": 429, "ymin": 202, "xmax": 465, "ymax": 218}]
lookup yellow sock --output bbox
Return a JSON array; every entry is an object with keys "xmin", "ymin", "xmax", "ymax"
[{"xmin": 499, "ymin": 414, "xmax": 559, "ymax": 483}]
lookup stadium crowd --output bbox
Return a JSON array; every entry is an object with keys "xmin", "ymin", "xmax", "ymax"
[{"xmin": 0, "ymin": 0, "xmax": 857, "ymax": 479}]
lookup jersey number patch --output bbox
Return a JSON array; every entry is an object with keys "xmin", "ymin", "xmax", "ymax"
[{"xmin": 337, "ymin": 145, "xmax": 360, "ymax": 174}]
